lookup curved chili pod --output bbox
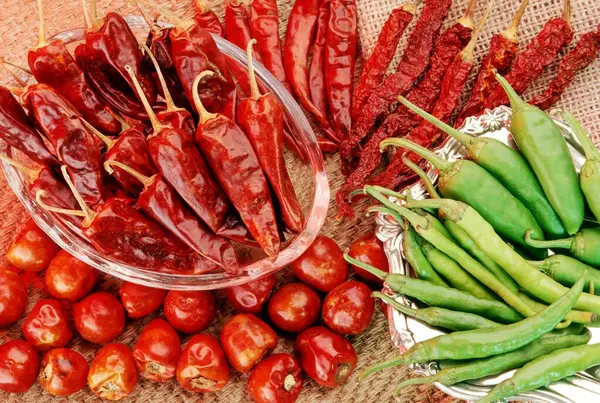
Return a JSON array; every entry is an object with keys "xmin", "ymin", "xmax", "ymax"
[
  {"xmin": 194, "ymin": 0, "xmax": 225, "ymax": 36},
  {"xmin": 225, "ymin": 0, "xmax": 254, "ymax": 54},
  {"xmin": 308, "ymin": 0, "xmax": 330, "ymax": 116}
]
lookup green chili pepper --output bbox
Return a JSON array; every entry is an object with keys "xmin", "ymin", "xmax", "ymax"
[
  {"xmin": 517, "ymin": 292, "xmax": 596, "ymax": 325},
  {"xmin": 374, "ymin": 292, "xmax": 501, "ymax": 331},
  {"xmin": 408, "ymin": 198, "xmax": 600, "ymax": 314},
  {"xmin": 478, "ymin": 336, "xmax": 600, "ymax": 403},
  {"xmin": 393, "ymin": 329, "xmax": 591, "ymax": 394},
  {"xmin": 345, "ymin": 254, "xmax": 523, "ymax": 324},
  {"xmin": 525, "ymin": 227, "xmax": 600, "ymax": 267},
  {"xmin": 403, "ymin": 157, "xmax": 519, "ymax": 293},
  {"xmin": 361, "ymin": 275, "xmax": 585, "ymax": 378},
  {"xmin": 379, "ymin": 137, "xmax": 546, "ymax": 259},
  {"xmin": 366, "ymin": 187, "xmax": 537, "ymax": 318},
  {"xmin": 529, "ymin": 255, "xmax": 600, "ymax": 295},
  {"xmin": 397, "ymin": 96, "xmax": 566, "ymax": 239},
  {"xmin": 401, "ymin": 222, "xmax": 449, "ymax": 287},
  {"xmin": 496, "ymin": 74, "xmax": 584, "ymax": 236}
]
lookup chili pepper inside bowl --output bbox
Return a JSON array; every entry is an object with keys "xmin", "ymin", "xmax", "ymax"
[{"xmin": 0, "ymin": 15, "xmax": 328, "ymax": 291}]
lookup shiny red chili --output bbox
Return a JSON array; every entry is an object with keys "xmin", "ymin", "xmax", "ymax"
[
  {"xmin": 72, "ymin": 291, "xmax": 125, "ymax": 344},
  {"xmin": 176, "ymin": 333, "xmax": 230, "ymax": 392},
  {"xmin": 194, "ymin": 0, "xmax": 225, "ymax": 36},
  {"xmin": 133, "ymin": 318, "xmax": 181, "ymax": 382},
  {"xmin": 248, "ymin": 353, "xmax": 303, "ymax": 403},
  {"xmin": 348, "ymin": 233, "xmax": 389, "ymax": 283},
  {"xmin": 268, "ymin": 283, "xmax": 321, "ymax": 333},
  {"xmin": 308, "ymin": 0, "xmax": 330, "ymax": 117},
  {"xmin": 88, "ymin": 343, "xmax": 138, "ymax": 400},
  {"xmin": 322, "ymin": 281, "xmax": 375, "ymax": 335},
  {"xmin": 164, "ymin": 290, "xmax": 216, "ymax": 334},
  {"xmin": 295, "ymin": 326, "xmax": 357, "ymax": 388},
  {"xmin": 45, "ymin": 250, "xmax": 98, "ymax": 301},
  {"xmin": 0, "ymin": 340, "xmax": 40, "ymax": 393},
  {"xmin": 119, "ymin": 282, "xmax": 166, "ymax": 319},
  {"xmin": 290, "ymin": 235, "xmax": 348, "ymax": 292},
  {"xmin": 225, "ymin": 274, "xmax": 277, "ymax": 313},
  {"xmin": 225, "ymin": 0, "xmax": 254, "ymax": 52},
  {"xmin": 0, "ymin": 269, "xmax": 27, "ymax": 327},
  {"xmin": 6, "ymin": 217, "xmax": 58, "ymax": 272},
  {"xmin": 22, "ymin": 299, "xmax": 73, "ymax": 351},
  {"xmin": 220, "ymin": 313, "xmax": 278, "ymax": 373},
  {"xmin": 39, "ymin": 348, "xmax": 89, "ymax": 396}
]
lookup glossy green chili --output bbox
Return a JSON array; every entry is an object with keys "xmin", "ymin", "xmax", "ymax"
[
  {"xmin": 525, "ymin": 228, "xmax": 600, "ymax": 267},
  {"xmin": 374, "ymin": 292, "xmax": 501, "ymax": 331},
  {"xmin": 345, "ymin": 254, "xmax": 523, "ymax": 324},
  {"xmin": 517, "ymin": 292, "xmax": 597, "ymax": 324},
  {"xmin": 379, "ymin": 137, "xmax": 546, "ymax": 258},
  {"xmin": 496, "ymin": 74, "xmax": 584, "ymax": 236},
  {"xmin": 401, "ymin": 223, "xmax": 448, "ymax": 287},
  {"xmin": 529, "ymin": 255, "xmax": 600, "ymax": 295},
  {"xmin": 478, "ymin": 337, "xmax": 600, "ymax": 403}
]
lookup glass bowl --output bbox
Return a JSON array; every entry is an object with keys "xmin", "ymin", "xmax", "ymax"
[{"xmin": 1, "ymin": 16, "xmax": 329, "ymax": 290}]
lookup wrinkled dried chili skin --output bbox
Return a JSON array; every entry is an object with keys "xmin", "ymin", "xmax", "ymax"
[
  {"xmin": 136, "ymin": 176, "xmax": 240, "ymax": 272},
  {"xmin": 309, "ymin": 1, "xmax": 331, "ymax": 117},
  {"xmin": 23, "ymin": 84, "xmax": 104, "ymax": 205},
  {"xmin": 340, "ymin": 0, "xmax": 452, "ymax": 172},
  {"xmin": 455, "ymin": 34, "xmax": 518, "ymax": 127},
  {"xmin": 0, "ymin": 86, "xmax": 57, "ymax": 166},
  {"xmin": 351, "ymin": 7, "xmax": 413, "ymax": 120},
  {"xmin": 105, "ymin": 129, "xmax": 157, "ymax": 196},
  {"xmin": 196, "ymin": 116, "xmax": 280, "ymax": 257},
  {"xmin": 532, "ymin": 30, "xmax": 600, "ymax": 110},
  {"xmin": 237, "ymin": 93, "xmax": 304, "ymax": 233},
  {"xmin": 325, "ymin": 0, "xmax": 358, "ymax": 140},
  {"xmin": 337, "ymin": 23, "xmax": 472, "ymax": 218},
  {"xmin": 157, "ymin": 110, "xmax": 196, "ymax": 137},
  {"xmin": 484, "ymin": 18, "xmax": 574, "ymax": 109},
  {"xmin": 195, "ymin": 11, "xmax": 225, "ymax": 36},
  {"xmin": 170, "ymin": 25, "xmax": 237, "ymax": 119},
  {"xmin": 225, "ymin": 0, "xmax": 255, "ymax": 54},
  {"xmin": 28, "ymin": 39, "xmax": 122, "ymax": 136}
]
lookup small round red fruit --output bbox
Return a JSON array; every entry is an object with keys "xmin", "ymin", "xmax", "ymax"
[
  {"xmin": 248, "ymin": 353, "xmax": 303, "ymax": 403},
  {"xmin": 290, "ymin": 236, "xmax": 347, "ymax": 292},
  {"xmin": 348, "ymin": 233, "xmax": 389, "ymax": 283},
  {"xmin": 220, "ymin": 313, "xmax": 277, "ymax": 373},
  {"xmin": 164, "ymin": 290, "xmax": 216, "ymax": 334},
  {"xmin": 0, "ymin": 340, "xmax": 40, "ymax": 393},
  {"xmin": 267, "ymin": 283, "xmax": 321, "ymax": 333},
  {"xmin": 132, "ymin": 318, "xmax": 180, "ymax": 382},
  {"xmin": 0, "ymin": 269, "xmax": 27, "ymax": 327},
  {"xmin": 176, "ymin": 334, "xmax": 229, "ymax": 392},
  {"xmin": 73, "ymin": 292, "xmax": 125, "ymax": 344},
  {"xmin": 322, "ymin": 281, "xmax": 375, "ymax": 335},
  {"xmin": 45, "ymin": 250, "xmax": 98, "ymax": 300},
  {"xmin": 39, "ymin": 348, "xmax": 88, "ymax": 396},
  {"xmin": 88, "ymin": 343, "xmax": 138, "ymax": 400},
  {"xmin": 119, "ymin": 282, "xmax": 166, "ymax": 319},
  {"xmin": 22, "ymin": 299, "xmax": 73, "ymax": 351},
  {"xmin": 225, "ymin": 275, "xmax": 276, "ymax": 313},
  {"xmin": 6, "ymin": 218, "xmax": 59, "ymax": 272}
]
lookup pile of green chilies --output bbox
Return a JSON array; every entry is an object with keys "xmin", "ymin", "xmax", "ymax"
[{"xmin": 351, "ymin": 75, "xmax": 600, "ymax": 402}]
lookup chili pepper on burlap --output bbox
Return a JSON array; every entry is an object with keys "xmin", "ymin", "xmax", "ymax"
[
  {"xmin": 482, "ymin": 0, "xmax": 573, "ymax": 110},
  {"xmin": 225, "ymin": 0, "xmax": 255, "ymax": 54},
  {"xmin": 455, "ymin": 0, "xmax": 528, "ymax": 127},
  {"xmin": 28, "ymin": 0, "xmax": 121, "ymax": 135},
  {"xmin": 193, "ymin": 70, "xmax": 280, "ymax": 257},
  {"xmin": 336, "ymin": 13, "xmax": 474, "ymax": 218},
  {"xmin": 22, "ymin": 84, "xmax": 104, "ymax": 206},
  {"xmin": 194, "ymin": 0, "xmax": 225, "ymax": 36},
  {"xmin": 308, "ymin": 0, "xmax": 330, "ymax": 117},
  {"xmin": 0, "ymin": 86, "xmax": 57, "ymax": 166},
  {"xmin": 532, "ymin": 26, "xmax": 600, "ymax": 110},
  {"xmin": 340, "ymin": 0, "xmax": 455, "ymax": 172},
  {"xmin": 351, "ymin": 3, "xmax": 417, "ymax": 121},
  {"xmin": 238, "ymin": 41, "xmax": 304, "ymax": 233}
]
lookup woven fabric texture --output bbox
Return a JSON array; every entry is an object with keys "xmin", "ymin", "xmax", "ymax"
[{"xmin": 0, "ymin": 0, "xmax": 598, "ymax": 402}]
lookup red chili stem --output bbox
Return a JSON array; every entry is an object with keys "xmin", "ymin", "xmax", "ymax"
[
  {"xmin": 0, "ymin": 154, "xmax": 42, "ymax": 182},
  {"xmin": 192, "ymin": 71, "xmax": 219, "ymax": 124},
  {"xmin": 80, "ymin": 118, "xmax": 115, "ymax": 149},
  {"xmin": 124, "ymin": 65, "xmax": 163, "ymax": 134},
  {"xmin": 141, "ymin": 43, "xmax": 180, "ymax": 113},
  {"xmin": 104, "ymin": 160, "xmax": 152, "ymax": 187}
]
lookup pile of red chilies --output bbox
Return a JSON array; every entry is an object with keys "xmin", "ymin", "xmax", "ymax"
[
  {"xmin": 334, "ymin": 0, "xmax": 600, "ymax": 218},
  {"xmin": 0, "ymin": 0, "xmax": 306, "ymax": 275}
]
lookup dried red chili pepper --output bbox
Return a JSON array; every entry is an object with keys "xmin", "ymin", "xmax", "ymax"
[
  {"xmin": 0, "ymin": 86, "xmax": 57, "ymax": 166},
  {"xmin": 22, "ymin": 84, "xmax": 104, "ymax": 206},
  {"xmin": 324, "ymin": 0, "xmax": 358, "ymax": 141},
  {"xmin": 76, "ymin": 4, "xmax": 158, "ymax": 120},
  {"xmin": 194, "ymin": 0, "xmax": 225, "ymax": 36},
  {"xmin": 454, "ymin": 0, "xmax": 528, "ymax": 127},
  {"xmin": 531, "ymin": 26, "xmax": 600, "ymax": 110},
  {"xmin": 483, "ymin": 0, "xmax": 573, "ymax": 110},
  {"xmin": 238, "ymin": 41, "xmax": 304, "ymax": 234},
  {"xmin": 317, "ymin": 135, "xmax": 340, "ymax": 153},
  {"xmin": 309, "ymin": 0, "xmax": 330, "ymax": 117},
  {"xmin": 340, "ymin": 0, "xmax": 455, "ymax": 172},
  {"xmin": 337, "ymin": 13, "xmax": 474, "ymax": 218},
  {"xmin": 351, "ymin": 3, "xmax": 417, "ymax": 121},
  {"xmin": 225, "ymin": 0, "xmax": 255, "ymax": 54},
  {"xmin": 193, "ymin": 71, "xmax": 280, "ymax": 257}
]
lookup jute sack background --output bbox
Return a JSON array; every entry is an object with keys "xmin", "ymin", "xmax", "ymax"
[{"xmin": 0, "ymin": 0, "xmax": 598, "ymax": 402}]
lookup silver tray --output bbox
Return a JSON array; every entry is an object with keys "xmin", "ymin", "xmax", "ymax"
[{"xmin": 375, "ymin": 106, "xmax": 600, "ymax": 402}]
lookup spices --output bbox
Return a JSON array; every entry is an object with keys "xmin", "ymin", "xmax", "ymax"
[
  {"xmin": 308, "ymin": 0, "xmax": 330, "ymax": 116},
  {"xmin": 132, "ymin": 318, "xmax": 181, "ymax": 382},
  {"xmin": 176, "ymin": 334, "xmax": 230, "ymax": 392},
  {"xmin": 73, "ymin": 291, "xmax": 125, "ymax": 344},
  {"xmin": 6, "ymin": 216, "xmax": 59, "ymax": 272},
  {"xmin": 39, "ymin": 348, "xmax": 89, "ymax": 396},
  {"xmin": 0, "ymin": 270, "xmax": 27, "ymax": 327},
  {"xmin": 225, "ymin": 0, "xmax": 254, "ymax": 53},
  {"xmin": 22, "ymin": 299, "xmax": 73, "ymax": 351},
  {"xmin": 88, "ymin": 344, "xmax": 138, "ymax": 400},
  {"xmin": 194, "ymin": 0, "xmax": 225, "ymax": 36}
]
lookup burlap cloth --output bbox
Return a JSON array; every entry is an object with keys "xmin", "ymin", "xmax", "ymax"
[{"xmin": 0, "ymin": 0, "xmax": 598, "ymax": 401}]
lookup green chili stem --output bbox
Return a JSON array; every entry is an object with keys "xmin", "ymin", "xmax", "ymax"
[
  {"xmin": 495, "ymin": 73, "xmax": 527, "ymax": 110},
  {"xmin": 561, "ymin": 111, "xmax": 600, "ymax": 161},
  {"xmin": 524, "ymin": 229, "xmax": 574, "ymax": 250},
  {"xmin": 370, "ymin": 185, "xmax": 407, "ymax": 201},
  {"xmin": 379, "ymin": 138, "xmax": 452, "ymax": 172},
  {"xmin": 366, "ymin": 206, "xmax": 405, "ymax": 226},
  {"xmin": 360, "ymin": 357, "xmax": 406, "ymax": 380},
  {"xmin": 364, "ymin": 186, "xmax": 430, "ymax": 229},
  {"xmin": 344, "ymin": 253, "xmax": 388, "ymax": 281},
  {"xmin": 402, "ymin": 156, "xmax": 440, "ymax": 199},
  {"xmin": 394, "ymin": 377, "xmax": 441, "ymax": 395},
  {"xmin": 373, "ymin": 292, "xmax": 418, "ymax": 317}
]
